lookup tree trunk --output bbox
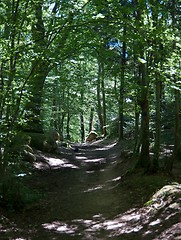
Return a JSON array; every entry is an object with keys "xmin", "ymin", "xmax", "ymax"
[
  {"xmin": 24, "ymin": 59, "xmax": 50, "ymax": 133},
  {"xmin": 89, "ymin": 107, "xmax": 94, "ymax": 133},
  {"xmin": 23, "ymin": 1, "xmax": 49, "ymax": 133},
  {"xmin": 173, "ymin": 89, "xmax": 180, "ymax": 159},
  {"xmin": 80, "ymin": 111, "xmax": 85, "ymax": 142},
  {"xmin": 166, "ymin": 89, "xmax": 180, "ymax": 173},
  {"xmin": 97, "ymin": 60, "xmax": 104, "ymax": 134},
  {"xmin": 134, "ymin": 0, "xmax": 150, "ymax": 171},
  {"xmin": 153, "ymin": 75, "xmax": 161, "ymax": 170},
  {"xmin": 101, "ymin": 64, "xmax": 107, "ymax": 136},
  {"xmin": 57, "ymin": 86, "xmax": 65, "ymax": 136},
  {"xmin": 59, "ymin": 112, "xmax": 65, "ymax": 139},
  {"xmin": 80, "ymin": 90, "xmax": 85, "ymax": 142},
  {"xmin": 66, "ymin": 112, "xmax": 71, "ymax": 140},
  {"xmin": 133, "ymin": 101, "xmax": 141, "ymax": 155},
  {"xmin": 50, "ymin": 97, "xmax": 58, "ymax": 130},
  {"xmin": 165, "ymin": 0, "xmax": 179, "ymax": 173},
  {"xmin": 118, "ymin": 29, "xmax": 126, "ymax": 140},
  {"xmin": 137, "ymin": 62, "xmax": 150, "ymax": 171},
  {"xmin": 139, "ymin": 99, "xmax": 150, "ymax": 170}
]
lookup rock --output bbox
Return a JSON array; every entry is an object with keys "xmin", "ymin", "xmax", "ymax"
[
  {"xmin": 43, "ymin": 130, "xmax": 61, "ymax": 153},
  {"xmin": 93, "ymin": 183, "xmax": 181, "ymax": 239},
  {"xmin": 86, "ymin": 131, "xmax": 98, "ymax": 142}
]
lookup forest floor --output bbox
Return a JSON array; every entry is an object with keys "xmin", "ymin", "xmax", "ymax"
[{"xmin": 0, "ymin": 138, "xmax": 181, "ymax": 239}]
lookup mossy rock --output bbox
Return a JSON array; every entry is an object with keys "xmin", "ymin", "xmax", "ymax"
[
  {"xmin": 145, "ymin": 183, "xmax": 181, "ymax": 209},
  {"xmin": 27, "ymin": 132, "xmax": 46, "ymax": 150}
]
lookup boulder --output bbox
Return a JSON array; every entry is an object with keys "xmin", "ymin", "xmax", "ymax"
[{"xmin": 86, "ymin": 131, "xmax": 98, "ymax": 142}]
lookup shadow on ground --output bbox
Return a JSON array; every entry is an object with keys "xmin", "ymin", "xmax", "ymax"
[{"xmin": 0, "ymin": 139, "xmax": 181, "ymax": 239}]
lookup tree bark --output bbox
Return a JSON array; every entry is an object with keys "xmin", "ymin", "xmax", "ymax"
[
  {"xmin": 165, "ymin": 0, "xmax": 180, "ymax": 173},
  {"xmin": 137, "ymin": 61, "xmax": 150, "ymax": 171},
  {"xmin": 166, "ymin": 89, "xmax": 180, "ymax": 173},
  {"xmin": 24, "ymin": 59, "xmax": 50, "ymax": 133},
  {"xmin": 80, "ymin": 112, "xmax": 85, "ymax": 142},
  {"xmin": 133, "ymin": 101, "xmax": 141, "ymax": 155},
  {"xmin": 118, "ymin": 28, "xmax": 126, "ymax": 140},
  {"xmin": 101, "ymin": 64, "xmax": 107, "ymax": 136},
  {"xmin": 80, "ymin": 90, "xmax": 85, "ymax": 142},
  {"xmin": 23, "ymin": 1, "xmax": 49, "ymax": 133},
  {"xmin": 133, "ymin": 0, "xmax": 150, "ymax": 171},
  {"xmin": 89, "ymin": 107, "xmax": 94, "ymax": 133},
  {"xmin": 66, "ymin": 112, "xmax": 71, "ymax": 140},
  {"xmin": 153, "ymin": 75, "xmax": 161, "ymax": 170},
  {"xmin": 97, "ymin": 60, "xmax": 104, "ymax": 134}
]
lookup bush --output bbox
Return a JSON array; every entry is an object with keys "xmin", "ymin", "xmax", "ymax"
[{"xmin": 0, "ymin": 176, "xmax": 41, "ymax": 211}]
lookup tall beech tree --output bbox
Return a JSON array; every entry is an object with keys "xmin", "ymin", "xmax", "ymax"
[
  {"xmin": 23, "ymin": 0, "xmax": 75, "ymax": 133},
  {"xmin": 133, "ymin": 0, "xmax": 150, "ymax": 170},
  {"xmin": 96, "ymin": 58, "xmax": 104, "ymax": 135},
  {"xmin": 147, "ymin": 0, "xmax": 166, "ymax": 171},
  {"xmin": 118, "ymin": 30, "xmax": 127, "ymax": 140},
  {"xmin": 24, "ymin": 0, "xmax": 49, "ymax": 133},
  {"xmin": 166, "ymin": 0, "xmax": 181, "ymax": 172}
]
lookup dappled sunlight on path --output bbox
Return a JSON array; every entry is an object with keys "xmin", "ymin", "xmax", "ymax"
[
  {"xmin": 40, "ymin": 183, "xmax": 181, "ymax": 239},
  {"xmin": 33, "ymin": 140, "xmax": 120, "ymax": 171},
  {"xmin": 0, "ymin": 140, "xmax": 181, "ymax": 239}
]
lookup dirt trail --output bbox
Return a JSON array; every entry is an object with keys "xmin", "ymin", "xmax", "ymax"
[{"xmin": 0, "ymin": 139, "xmax": 181, "ymax": 239}]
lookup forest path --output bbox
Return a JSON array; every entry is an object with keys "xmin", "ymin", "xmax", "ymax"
[{"xmin": 0, "ymin": 139, "xmax": 180, "ymax": 239}]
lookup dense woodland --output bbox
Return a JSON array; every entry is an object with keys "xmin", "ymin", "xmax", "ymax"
[{"xmin": 0, "ymin": 0, "xmax": 181, "ymax": 178}]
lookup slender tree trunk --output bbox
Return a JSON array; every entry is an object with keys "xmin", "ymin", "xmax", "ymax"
[
  {"xmin": 59, "ymin": 112, "xmax": 65, "ymax": 139},
  {"xmin": 173, "ymin": 89, "xmax": 180, "ymax": 159},
  {"xmin": 80, "ymin": 90, "xmax": 85, "ymax": 142},
  {"xmin": 50, "ymin": 78, "xmax": 61, "ymax": 130},
  {"xmin": 80, "ymin": 112, "xmax": 85, "ymax": 142},
  {"xmin": 101, "ymin": 64, "xmax": 107, "ymax": 136},
  {"xmin": 0, "ymin": 149, "xmax": 3, "ymax": 177},
  {"xmin": 50, "ymin": 94, "xmax": 58, "ymax": 130},
  {"xmin": 133, "ymin": 100, "xmax": 141, "ymax": 154},
  {"xmin": 97, "ymin": 60, "xmax": 104, "ymax": 134},
  {"xmin": 133, "ymin": 54, "xmax": 141, "ymax": 155},
  {"xmin": 118, "ymin": 83, "xmax": 124, "ymax": 140},
  {"xmin": 89, "ymin": 107, "xmax": 94, "ymax": 133},
  {"xmin": 134, "ymin": 0, "xmax": 150, "ymax": 171},
  {"xmin": 149, "ymin": 0, "xmax": 164, "ymax": 172},
  {"xmin": 58, "ymin": 87, "xmax": 65, "ymax": 137},
  {"xmin": 66, "ymin": 112, "xmax": 71, "ymax": 140},
  {"xmin": 119, "ymin": 29, "xmax": 126, "ymax": 140},
  {"xmin": 153, "ymin": 75, "xmax": 161, "ymax": 171}
]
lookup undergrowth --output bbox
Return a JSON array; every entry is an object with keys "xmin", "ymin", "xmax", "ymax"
[{"xmin": 0, "ymin": 175, "xmax": 42, "ymax": 212}]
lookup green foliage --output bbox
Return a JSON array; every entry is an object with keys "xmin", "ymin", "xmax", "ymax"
[
  {"xmin": 144, "ymin": 199, "xmax": 154, "ymax": 207},
  {"xmin": 0, "ymin": 0, "xmax": 180, "ymax": 173},
  {"xmin": 26, "ymin": 132, "xmax": 46, "ymax": 150},
  {"xmin": 0, "ymin": 176, "xmax": 42, "ymax": 211}
]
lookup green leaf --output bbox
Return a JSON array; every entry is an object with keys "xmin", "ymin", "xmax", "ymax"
[{"xmin": 138, "ymin": 57, "xmax": 147, "ymax": 64}]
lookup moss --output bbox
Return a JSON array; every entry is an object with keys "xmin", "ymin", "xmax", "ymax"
[{"xmin": 144, "ymin": 199, "xmax": 154, "ymax": 206}]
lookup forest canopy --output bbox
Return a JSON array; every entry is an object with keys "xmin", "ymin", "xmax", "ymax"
[{"xmin": 0, "ymin": 0, "xmax": 181, "ymax": 175}]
